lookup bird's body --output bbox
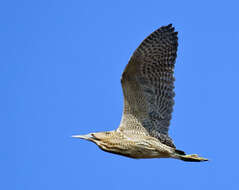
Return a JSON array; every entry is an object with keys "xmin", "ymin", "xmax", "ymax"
[
  {"xmin": 73, "ymin": 24, "xmax": 208, "ymax": 162},
  {"xmin": 77, "ymin": 131, "xmax": 174, "ymax": 159}
]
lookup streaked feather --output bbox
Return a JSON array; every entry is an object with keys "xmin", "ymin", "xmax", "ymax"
[{"xmin": 118, "ymin": 24, "xmax": 178, "ymax": 148}]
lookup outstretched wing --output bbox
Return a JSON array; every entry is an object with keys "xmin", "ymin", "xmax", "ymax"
[{"xmin": 118, "ymin": 24, "xmax": 178, "ymax": 148}]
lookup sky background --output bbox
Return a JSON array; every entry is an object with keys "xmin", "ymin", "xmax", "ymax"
[{"xmin": 2, "ymin": 0, "xmax": 239, "ymax": 189}]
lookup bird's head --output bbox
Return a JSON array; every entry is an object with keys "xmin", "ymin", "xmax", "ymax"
[{"xmin": 72, "ymin": 131, "xmax": 119, "ymax": 153}]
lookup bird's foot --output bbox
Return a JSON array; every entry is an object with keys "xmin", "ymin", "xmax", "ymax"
[{"xmin": 180, "ymin": 154, "xmax": 209, "ymax": 162}]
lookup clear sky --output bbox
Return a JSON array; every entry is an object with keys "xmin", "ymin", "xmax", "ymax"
[{"xmin": 2, "ymin": 0, "xmax": 239, "ymax": 189}]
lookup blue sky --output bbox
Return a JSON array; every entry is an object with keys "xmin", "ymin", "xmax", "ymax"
[{"xmin": 2, "ymin": 0, "xmax": 239, "ymax": 189}]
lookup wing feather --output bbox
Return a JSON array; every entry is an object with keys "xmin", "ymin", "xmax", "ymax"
[{"xmin": 118, "ymin": 24, "xmax": 178, "ymax": 148}]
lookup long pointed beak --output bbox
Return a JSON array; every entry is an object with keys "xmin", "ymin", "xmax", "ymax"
[{"xmin": 71, "ymin": 134, "xmax": 93, "ymax": 140}]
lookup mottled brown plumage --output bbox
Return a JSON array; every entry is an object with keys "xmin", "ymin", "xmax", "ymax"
[{"xmin": 73, "ymin": 24, "xmax": 208, "ymax": 162}]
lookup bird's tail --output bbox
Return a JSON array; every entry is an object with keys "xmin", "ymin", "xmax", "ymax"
[{"xmin": 175, "ymin": 149, "xmax": 208, "ymax": 162}]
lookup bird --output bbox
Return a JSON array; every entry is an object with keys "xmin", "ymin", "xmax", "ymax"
[{"xmin": 72, "ymin": 24, "xmax": 208, "ymax": 162}]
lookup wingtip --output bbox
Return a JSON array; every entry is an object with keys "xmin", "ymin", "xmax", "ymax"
[
  {"xmin": 158, "ymin": 23, "xmax": 177, "ymax": 34},
  {"xmin": 168, "ymin": 23, "xmax": 173, "ymax": 28}
]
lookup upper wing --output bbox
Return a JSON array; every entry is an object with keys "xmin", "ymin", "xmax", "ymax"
[{"xmin": 117, "ymin": 24, "xmax": 178, "ymax": 148}]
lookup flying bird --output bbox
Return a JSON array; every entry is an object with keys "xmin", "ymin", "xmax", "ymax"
[{"xmin": 73, "ymin": 24, "xmax": 208, "ymax": 162}]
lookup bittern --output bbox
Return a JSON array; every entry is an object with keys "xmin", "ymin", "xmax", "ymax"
[{"xmin": 73, "ymin": 24, "xmax": 208, "ymax": 162}]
